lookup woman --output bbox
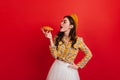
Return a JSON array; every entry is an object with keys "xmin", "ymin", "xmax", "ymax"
[{"xmin": 41, "ymin": 14, "xmax": 93, "ymax": 80}]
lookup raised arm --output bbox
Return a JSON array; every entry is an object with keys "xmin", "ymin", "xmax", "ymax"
[
  {"xmin": 41, "ymin": 28, "xmax": 58, "ymax": 58},
  {"xmin": 49, "ymin": 36, "xmax": 58, "ymax": 58}
]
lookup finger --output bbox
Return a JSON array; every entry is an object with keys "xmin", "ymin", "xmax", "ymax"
[
  {"xmin": 45, "ymin": 31, "xmax": 48, "ymax": 35},
  {"xmin": 68, "ymin": 65, "xmax": 71, "ymax": 68},
  {"xmin": 71, "ymin": 62, "xmax": 74, "ymax": 64},
  {"xmin": 41, "ymin": 28, "xmax": 45, "ymax": 34},
  {"xmin": 49, "ymin": 31, "xmax": 51, "ymax": 34},
  {"xmin": 68, "ymin": 64, "xmax": 72, "ymax": 67},
  {"xmin": 68, "ymin": 66, "xmax": 75, "ymax": 69},
  {"xmin": 46, "ymin": 30, "xmax": 49, "ymax": 33}
]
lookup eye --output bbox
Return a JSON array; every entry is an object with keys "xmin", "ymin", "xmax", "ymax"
[{"xmin": 63, "ymin": 20, "xmax": 67, "ymax": 23}]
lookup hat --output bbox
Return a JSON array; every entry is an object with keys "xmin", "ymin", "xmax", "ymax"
[{"xmin": 70, "ymin": 14, "xmax": 78, "ymax": 29}]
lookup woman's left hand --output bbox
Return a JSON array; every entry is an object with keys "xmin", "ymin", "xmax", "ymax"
[{"xmin": 68, "ymin": 62, "xmax": 79, "ymax": 70}]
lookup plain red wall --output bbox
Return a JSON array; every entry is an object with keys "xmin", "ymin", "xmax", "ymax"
[{"xmin": 0, "ymin": 0, "xmax": 120, "ymax": 80}]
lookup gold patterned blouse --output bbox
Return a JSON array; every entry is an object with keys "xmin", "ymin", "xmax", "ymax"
[{"xmin": 49, "ymin": 36, "xmax": 93, "ymax": 69}]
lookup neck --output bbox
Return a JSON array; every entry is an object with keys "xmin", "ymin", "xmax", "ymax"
[
  {"xmin": 63, "ymin": 30, "xmax": 71, "ymax": 41},
  {"xmin": 64, "ymin": 29, "xmax": 70, "ymax": 37}
]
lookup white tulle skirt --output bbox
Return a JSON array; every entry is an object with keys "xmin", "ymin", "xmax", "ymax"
[{"xmin": 46, "ymin": 59, "xmax": 80, "ymax": 80}]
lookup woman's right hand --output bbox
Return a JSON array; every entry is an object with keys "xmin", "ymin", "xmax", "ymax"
[{"xmin": 41, "ymin": 28, "xmax": 53, "ymax": 40}]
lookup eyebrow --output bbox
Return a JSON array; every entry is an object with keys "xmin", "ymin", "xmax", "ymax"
[
  {"xmin": 61, "ymin": 19, "xmax": 67, "ymax": 22},
  {"xmin": 63, "ymin": 20, "xmax": 67, "ymax": 22}
]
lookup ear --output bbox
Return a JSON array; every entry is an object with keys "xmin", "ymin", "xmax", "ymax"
[{"xmin": 70, "ymin": 25, "xmax": 74, "ymax": 29}]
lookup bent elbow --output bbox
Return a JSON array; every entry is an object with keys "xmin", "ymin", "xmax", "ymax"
[{"xmin": 89, "ymin": 52, "xmax": 93, "ymax": 59}]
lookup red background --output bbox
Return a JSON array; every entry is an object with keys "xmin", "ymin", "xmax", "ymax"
[{"xmin": 0, "ymin": 0, "xmax": 120, "ymax": 80}]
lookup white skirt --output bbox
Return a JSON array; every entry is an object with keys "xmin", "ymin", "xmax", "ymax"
[{"xmin": 46, "ymin": 59, "xmax": 80, "ymax": 80}]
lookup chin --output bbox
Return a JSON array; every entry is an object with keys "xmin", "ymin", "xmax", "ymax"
[{"xmin": 60, "ymin": 30, "xmax": 64, "ymax": 32}]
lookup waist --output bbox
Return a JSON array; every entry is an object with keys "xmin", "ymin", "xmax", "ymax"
[{"xmin": 57, "ymin": 57, "xmax": 71, "ymax": 64}]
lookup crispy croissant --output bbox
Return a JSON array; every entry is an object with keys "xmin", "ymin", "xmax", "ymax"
[{"xmin": 42, "ymin": 26, "xmax": 53, "ymax": 31}]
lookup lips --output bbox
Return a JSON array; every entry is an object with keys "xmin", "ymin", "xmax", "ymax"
[{"xmin": 60, "ymin": 26, "xmax": 63, "ymax": 29}]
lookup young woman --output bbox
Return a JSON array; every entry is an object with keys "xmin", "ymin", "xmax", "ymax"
[{"xmin": 42, "ymin": 14, "xmax": 93, "ymax": 80}]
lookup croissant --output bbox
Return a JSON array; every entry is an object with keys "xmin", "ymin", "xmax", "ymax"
[{"xmin": 42, "ymin": 26, "xmax": 53, "ymax": 31}]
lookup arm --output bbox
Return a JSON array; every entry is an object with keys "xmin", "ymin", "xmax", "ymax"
[
  {"xmin": 41, "ymin": 28, "xmax": 58, "ymax": 58},
  {"xmin": 76, "ymin": 37, "xmax": 93, "ymax": 69},
  {"xmin": 49, "ymin": 36, "xmax": 58, "ymax": 58}
]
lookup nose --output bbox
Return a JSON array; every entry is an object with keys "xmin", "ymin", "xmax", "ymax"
[{"xmin": 60, "ymin": 21, "xmax": 63, "ymax": 26}]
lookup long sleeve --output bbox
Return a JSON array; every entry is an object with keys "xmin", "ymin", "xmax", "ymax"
[
  {"xmin": 49, "ymin": 36, "xmax": 58, "ymax": 58},
  {"xmin": 76, "ymin": 37, "xmax": 93, "ymax": 69}
]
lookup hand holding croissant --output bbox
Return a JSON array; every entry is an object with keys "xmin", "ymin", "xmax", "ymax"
[{"xmin": 41, "ymin": 26, "xmax": 53, "ymax": 40}]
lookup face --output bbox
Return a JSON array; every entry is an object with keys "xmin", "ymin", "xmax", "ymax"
[{"xmin": 60, "ymin": 17, "xmax": 73, "ymax": 32}]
